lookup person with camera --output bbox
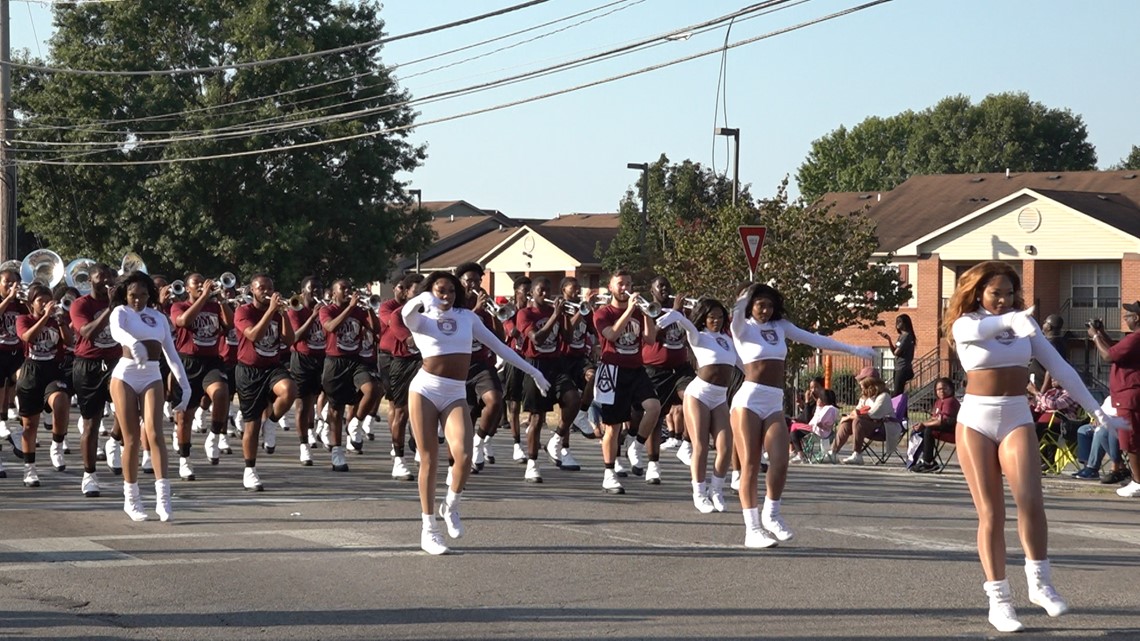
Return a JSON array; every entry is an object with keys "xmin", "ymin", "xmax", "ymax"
[{"xmin": 1086, "ymin": 308, "xmax": 1140, "ymax": 497}]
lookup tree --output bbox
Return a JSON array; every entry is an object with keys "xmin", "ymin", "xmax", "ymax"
[
  {"xmin": 12, "ymin": 0, "xmax": 430, "ymax": 287},
  {"xmin": 797, "ymin": 92, "xmax": 1097, "ymax": 200},
  {"xmin": 1110, "ymin": 145, "xmax": 1140, "ymax": 170}
]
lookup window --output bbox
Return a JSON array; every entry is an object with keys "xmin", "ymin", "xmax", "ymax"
[{"xmin": 1071, "ymin": 264, "xmax": 1120, "ymax": 309}]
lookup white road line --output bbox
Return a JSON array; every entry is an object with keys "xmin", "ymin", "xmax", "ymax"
[{"xmin": 807, "ymin": 526, "xmax": 976, "ymax": 552}]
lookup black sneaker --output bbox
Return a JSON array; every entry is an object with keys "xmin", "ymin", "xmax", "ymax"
[{"xmin": 1101, "ymin": 469, "xmax": 1131, "ymax": 485}]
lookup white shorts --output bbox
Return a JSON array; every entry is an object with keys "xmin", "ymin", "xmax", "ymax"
[
  {"xmin": 409, "ymin": 369, "xmax": 467, "ymax": 414},
  {"xmin": 730, "ymin": 382, "xmax": 784, "ymax": 421},
  {"xmin": 685, "ymin": 378, "xmax": 728, "ymax": 410},
  {"xmin": 958, "ymin": 394, "xmax": 1034, "ymax": 443},
  {"xmin": 111, "ymin": 359, "xmax": 163, "ymax": 395}
]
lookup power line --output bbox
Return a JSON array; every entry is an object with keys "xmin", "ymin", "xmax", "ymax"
[
  {"xmin": 4, "ymin": 0, "xmax": 554, "ymax": 77},
  {"xmin": 15, "ymin": 1, "xmax": 896, "ymax": 167}
]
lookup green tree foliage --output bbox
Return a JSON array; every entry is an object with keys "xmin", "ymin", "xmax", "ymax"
[
  {"xmin": 797, "ymin": 92, "xmax": 1097, "ymax": 200},
  {"xmin": 1110, "ymin": 145, "xmax": 1140, "ymax": 170},
  {"xmin": 12, "ymin": 0, "xmax": 430, "ymax": 287}
]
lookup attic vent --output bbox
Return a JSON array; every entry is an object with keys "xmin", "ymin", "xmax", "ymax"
[
  {"xmin": 1097, "ymin": 194, "xmax": 1109, "ymax": 201},
  {"xmin": 967, "ymin": 197, "xmax": 991, "ymax": 203},
  {"xmin": 1017, "ymin": 206, "xmax": 1042, "ymax": 233},
  {"xmin": 858, "ymin": 194, "xmax": 873, "ymax": 200},
  {"xmin": 969, "ymin": 177, "xmax": 985, "ymax": 183},
  {"xmin": 1125, "ymin": 174, "xmax": 1138, "ymax": 180},
  {"xmin": 1046, "ymin": 174, "xmax": 1062, "ymax": 180}
]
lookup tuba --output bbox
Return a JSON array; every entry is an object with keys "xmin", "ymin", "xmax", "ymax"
[
  {"xmin": 20, "ymin": 249, "xmax": 66, "ymax": 288},
  {"xmin": 119, "ymin": 252, "xmax": 148, "ymax": 275},
  {"xmin": 65, "ymin": 257, "xmax": 97, "ymax": 295}
]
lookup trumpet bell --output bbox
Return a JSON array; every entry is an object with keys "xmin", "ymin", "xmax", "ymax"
[
  {"xmin": 65, "ymin": 257, "xmax": 97, "ymax": 295},
  {"xmin": 21, "ymin": 249, "xmax": 66, "ymax": 288},
  {"xmin": 120, "ymin": 252, "xmax": 147, "ymax": 276},
  {"xmin": 219, "ymin": 272, "xmax": 238, "ymax": 290},
  {"xmin": 169, "ymin": 280, "xmax": 187, "ymax": 297}
]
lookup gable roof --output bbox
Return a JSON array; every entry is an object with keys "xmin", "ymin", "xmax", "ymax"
[
  {"xmin": 420, "ymin": 225, "xmax": 518, "ymax": 271},
  {"xmin": 535, "ymin": 213, "xmax": 620, "ymax": 264}
]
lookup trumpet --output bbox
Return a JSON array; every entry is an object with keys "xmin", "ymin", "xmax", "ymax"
[
  {"xmin": 355, "ymin": 288, "xmax": 382, "ymax": 312},
  {"xmin": 636, "ymin": 297, "xmax": 662, "ymax": 318},
  {"xmin": 681, "ymin": 297, "xmax": 700, "ymax": 310},
  {"xmin": 288, "ymin": 294, "xmax": 305, "ymax": 312},
  {"xmin": 543, "ymin": 298, "xmax": 592, "ymax": 316},
  {"xmin": 65, "ymin": 257, "xmax": 96, "ymax": 295},
  {"xmin": 213, "ymin": 272, "xmax": 238, "ymax": 293},
  {"xmin": 485, "ymin": 298, "xmax": 517, "ymax": 322},
  {"xmin": 169, "ymin": 280, "xmax": 187, "ymax": 297}
]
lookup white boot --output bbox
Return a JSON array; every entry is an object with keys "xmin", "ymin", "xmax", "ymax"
[
  {"xmin": 155, "ymin": 478, "xmax": 173, "ymax": 522},
  {"xmin": 1026, "ymin": 559, "xmax": 1069, "ymax": 617},
  {"xmin": 123, "ymin": 482, "xmax": 148, "ymax": 521},
  {"xmin": 984, "ymin": 579, "xmax": 1024, "ymax": 633}
]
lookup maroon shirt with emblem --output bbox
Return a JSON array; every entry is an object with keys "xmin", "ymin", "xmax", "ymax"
[
  {"xmin": 16, "ymin": 314, "xmax": 64, "ymax": 362},
  {"xmin": 171, "ymin": 300, "xmax": 224, "ymax": 357},
  {"xmin": 233, "ymin": 303, "xmax": 287, "ymax": 368},
  {"xmin": 318, "ymin": 304, "xmax": 369, "ymax": 358},
  {"xmin": 592, "ymin": 303, "xmax": 645, "ymax": 368}
]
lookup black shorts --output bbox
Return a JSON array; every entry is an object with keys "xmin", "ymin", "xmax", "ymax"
[
  {"xmin": 17, "ymin": 360, "xmax": 69, "ymax": 417},
  {"xmin": 502, "ymin": 362, "xmax": 526, "ymax": 402},
  {"xmin": 169, "ymin": 355, "xmax": 227, "ymax": 410},
  {"xmin": 524, "ymin": 358, "xmax": 579, "ymax": 414},
  {"xmin": 72, "ymin": 356, "xmax": 115, "ymax": 420},
  {"xmin": 386, "ymin": 356, "xmax": 421, "ymax": 406},
  {"xmin": 646, "ymin": 363, "xmax": 696, "ymax": 411},
  {"xmin": 564, "ymin": 355, "xmax": 590, "ymax": 391},
  {"xmin": 0, "ymin": 349, "xmax": 24, "ymax": 384},
  {"xmin": 596, "ymin": 365, "xmax": 656, "ymax": 425},
  {"xmin": 466, "ymin": 360, "xmax": 503, "ymax": 408},
  {"xmin": 376, "ymin": 352, "xmax": 393, "ymax": 391},
  {"xmin": 290, "ymin": 352, "xmax": 325, "ymax": 398},
  {"xmin": 235, "ymin": 363, "xmax": 291, "ymax": 420},
  {"xmin": 322, "ymin": 356, "xmax": 372, "ymax": 406}
]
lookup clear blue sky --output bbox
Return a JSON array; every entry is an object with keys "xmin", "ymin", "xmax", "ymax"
[{"xmin": 11, "ymin": 0, "xmax": 1140, "ymax": 219}]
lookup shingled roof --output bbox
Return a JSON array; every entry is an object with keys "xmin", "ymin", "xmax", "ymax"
[{"xmin": 535, "ymin": 213, "xmax": 620, "ymax": 265}]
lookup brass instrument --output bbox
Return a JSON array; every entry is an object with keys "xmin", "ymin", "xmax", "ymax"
[
  {"xmin": 20, "ymin": 249, "xmax": 66, "ymax": 288},
  {"xmin": 543, "ymin": 298, "xmax": 592, "ymax": 316},
  {"xmin": 64, "ymin": 258, "xmax": 96, "ymax": 295},
  {"xmin": 169, "ymin": 280, "xmax": 187, "ymax": 297},
  {"xmin": 0, "ymin": 259, "xmax": 20, "ymax": 273},
  {"xmin": 355, "ymin": 287, "xmax": 382, "ymax": 312},
  {"xmin": 484, "ymin": 298, "xmax": 516, "ymax": 322},
  {"xmin": 288, "ymin": 294, "xmax": 305, "ymax": 312},
  {"xmin": 589, "ymin": 292, "xmax": 659, "ymax": 317},
  {"xmin": 119, "ymin": 252, "xmax": 147, "ymax": 275},
  {"xmin": 682, "ymin": 297, "xmax": 700, "ymax": 311},
  {"xmin": 214, "ymin": 272, "xmax": 238, "ymax": 293}
]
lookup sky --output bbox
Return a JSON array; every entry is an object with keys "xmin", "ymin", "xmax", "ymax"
[{"xmin": 10, "ymin": 0, "xmax": 1140, "ymax": 220}]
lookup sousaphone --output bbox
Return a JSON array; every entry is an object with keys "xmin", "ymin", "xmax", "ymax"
[{"xmin": 20, "ymin": 249, "xmax": 66, "ymax": 288}]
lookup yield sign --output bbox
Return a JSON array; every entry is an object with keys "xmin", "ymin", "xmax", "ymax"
[{"xmin": 738, "ymin": 225, "xmax": 767, "ymax": 274}]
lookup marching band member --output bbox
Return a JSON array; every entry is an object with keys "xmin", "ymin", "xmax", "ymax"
[
  {"xmin": 170, "ymin": 274, "xmax": 232, "ymax": 482},
  {"xmin": 515, "ymin": 277, "xmax": 581, "ymax": 483},
  {"xmin": 287, "ymin": 276, "xmax": 326, "ymax": 466},
  {"xmin": 232, "ymin": 275, "xmax": 299, "ymax": 491},
  {"xmin": 945, "ymin": 261, "xmax": 1124, "ymax": 632},
  {"xmin": 730, "ymin": 283, "xmax": 873, "ymax": 548},
  {"xmin": 318, "ymin": 279, "xmax": 377, "ymax": 472},
  {"xmin": 15, "ymin": 284, "xmax": 73, "ymax": 487},
  {"xmin": 655, "ymin": 298, "xmax": 735, "ymax": 513},
  {"xmin": 401, "ymin": 271, "xmax": 549, "ymax": 555},
  {"xmin": 501, "ymin": 277, "xmax": 531, "ymax": 463},
  {"xmin": 546, "ymin": 276, "xmax": 591, "ymax": 470},
  {"xmin": 348, "ymin": 308, "xmax": 383, "ymax": 451},
  {"xmin": 107, "ymin": 271, "xmax": 190, "ymax": 522},
  {"xmin": 0, "ymin": 268, "xmax": 25, "ymax": 470},
  {"xmin": 378, "ymin": 273, "xmax": 422, "ymax": 481},
  {"xmin": 640, "ymin": 277, "xmax": 693, "ymax": 483},
  {"xmin": 591, "ymin": 270, "xmax": 660, "ymax": 495},
  {"xmin": 455, "ymin": 263, "xmax": 506, "ymax": 473}
]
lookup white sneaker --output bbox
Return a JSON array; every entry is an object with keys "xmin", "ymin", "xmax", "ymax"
[
  {"xmin": 98, "ymin": 419, "xmax": 109, "ymax": 436},
  {"xmin": 0, "ymin": 455, "xmax": 5, "ymax": 478},
  {"xmin": 676, "ymin": 440, "xmax": 693, "ymax": 466},
  {"xmin": 730, "ymin": 469, "xmax": 741, "ymax": 491},
  {"xmin": 179, "ymin": 457, "xmax": 195, "ymax": 481},
  {"xmin": 155, "ymin": 479, "xmax": 172, "ymax": 522},
  {"xmin": 278, "ymin": 415, "xmax": 290, "ymax": 431},
  {"xmin": 694, "ymin": 491, "xmax": 715, "ymax": 514},
  {"xmin": 558, "ymin": 448, "xmax": 581, "ymax": 471},
  {"xmin": 762, "ymin": 512, "xmax": 795, "ymax": 542},
  {"xmin": 347, "ymin": 418, "xmax": 362, "ymax": 448},
  {"xmin": 50, "ymin": 440, "xmax": 66, "ymax": 471},
  {"xmin": 445, "ymin": 465, "xmax": 454, "ymax": 488},
  {"xmin": 243, "ymin": 467, "xmax": 264, "ymax": 491},
  {"xmin": 546, "ymin": 433, "xmax": 562, "ymax": 466},
  {"xmin": 392, "ymin": 456, "xmax": 414, "ymax": 481},
  {"xmin": 105, "ymin": 439, "xmax": 122, "ymax": 474},
  {"xmin": 217, "ymin": 432, "xmax": 232, "ymax": 454},
  {"xmin": 1117, "ymin": 481, "xmax": 1140, "ymax": 498},
  {"xmin": 171, "ymin": 430, "xmax": 180, "ymax": 451},
  {"xmin": 192, "ymin": 407, "xmax": 206, "ymax": 433},
  {"xmin": 614, "ymin": 458, "xmax": 628, "ymax": 478},
  {"xmin": 362, "ymin": 415, "xmax": 374, "ymax": 440},
  {"xmin": 627, "ymin": 439, "xmax": 645, "ymax": 470},
  {"xmin": 483, "ymin": 436, "xmax": 496, "ymax": 464},
  {"xmin": 661, "ymin": 436, "xmax": 681, "ymax": 451},
  {"xmin": 141, "ymin": 449, "xmax": 154, "ymax": 474},
  {"xmin": 790, "ymin": 453, "xmax": 803, "ymax": 464},
  {"xmin": 6, "ymin": 407, "xmax": 16, "ymax": 421},
  {"xmin": 414, "ymin": 448, "xmax": 421, "ymax": 464},
  {"xmin": 0, "ymin": 420, "xmax": 9, "ymax": 439},
  {"xmin": 62, "ymin": 438, "xmax": 70, "ymax": 454},
  {"xmin": 841, "ymin": 451, "xmax": 864, "ymax": 466},
  {"xmin": 330, "ymin": 445, "xmax": 349, "ymax": 472},
  {"xmin": 438, "ymin": 501, "xmax": 464, "ymax": 539},
  {"xmin": 512, "ymin": 442, "xmax": 526, "ymax": 463},
  {"xmin": 1028, "ymin": 584, "xmax": 1069, "ymax": 617},
  {"xmin": 602, "ymin": 469, "xmax": 625, "ymax": 494},
  {"xmin": 262, "ymin": 419, "xmax": 278, "ymax": 453},
  {"xmin": 473, "ymin": 435, "xmax": 486, "ymax": 470},
  {"xmin": 299, "ymin": 443, "xmax": 313, "ymax": 466},
  {"xmin": 81, "ymin": 471, "xmax": 100, "ymax": 497},
  {"xmin": 421, "ymin": 524, "xmax": 449, "ymax": 555},
  {"xmin": 710, "ymin": 486, "xmax": 727, "ymax": 512},
  {"xmin": 525, "ymin": 459, "xmax": 543, "ymax": 483},
  {"xmin": 204, "ymin": 432, "xmax": 221, "ymax": 464},
  {"xmin": 123, "ymin": 482, "xmax": 147, "ymax": 521},
  {"xmin": 744, "ymin": 527, "xmax": 779, "ymax": 549},
  {"xmin": 645, "ymin": 461, "xmax": 661, "ymax": 485},
  {"xmin": 988, "ymin": 602, "xmax": 1024, "ymax": 633},
  {"xmin": 823, "ymin": 451, "xmax": 839, "ymax": 464},
  {"xmin": 23, "ymin": 464, "xmax": 40, "ymax": 487},
  {"xmin": 162, "ymin": 401, "xmax": 172, "ymax": 421}
]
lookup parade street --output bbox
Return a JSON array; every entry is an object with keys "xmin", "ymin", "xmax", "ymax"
[{"xmin": 1, "ymin": 424, "xmax": 1138, "ymax": 641}]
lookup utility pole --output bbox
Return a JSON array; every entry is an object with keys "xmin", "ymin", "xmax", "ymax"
[
  {"xmin": 626, "ymin": 162, "xmax": 649, "ymax": 249},
  {"xmin": 0, "ymin": 0, "xmax": 14, "ymax": 261}
]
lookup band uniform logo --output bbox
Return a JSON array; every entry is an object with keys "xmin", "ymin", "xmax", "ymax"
[
  {"xmin": 437, "ymin": 317, "xmax": 458, "ymax": 336},
  {"xmin": 336, "ymin": 317, "xmax": 361, "ymax": 351},
  {"xmin": 254, "ymin": 322, "xmax": 280, "ymax": 357},
  {"xmin": 615, "ymin": 319, "xmax": 641, "ymax": 354},
  {"xmin": 192, "ymin": 312, "xmax": 220, "ymax": 346},
  {"xmin": 995, "ymin": 329, "xmax": 1016, "ymax": 346},
  {"xmin": 596, "ymin": 363, "xmax": 617, "ymax": 394},
  {"xmin": 761, "ymin": 329, "xmax": 779, "ymax": 345},
  {"xmin": 716, "ymin": 336, "xmax": 731, "ymax": 351},
  {"xmin": 141, "ymin": 315, "xmax": 158, "ymax": 327}
]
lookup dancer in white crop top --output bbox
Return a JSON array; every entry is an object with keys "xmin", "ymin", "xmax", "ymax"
[
  {"xmin": 401, "ymin": 272, "xmax": 550, "ymax": 555},
  {"xmin": 942, "ymin": 261, "xmax": 1124, "ymax": 633},
  {"xmin": 107, "ymin": 272, "xmax": 191, "ymax": 524},
  {"xmin": 656, "ymin": 300, "xmax": 739, "ymax": 515},
  {"xmin": 728, "ymin": 283, "xmax": 874, "ymax": 551}
]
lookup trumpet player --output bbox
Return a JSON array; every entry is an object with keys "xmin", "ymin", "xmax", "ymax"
[
  {"xmin": 15, "ymin": 284, "xmax": 74, "ymax": 488},
  {"xmin": 555, "ymin": 276, "xmax": 594, "ymax": 467},
  {"xmin": 501, "ymin": 276, "xmax": 531, "ymax": 463},
  {"xmin": 640, "ymin": 277, "xmax": 695, "ymax": 483},
  {"xmin": 170, "ymin": 274, "xmax": 233, "ymax": 481},
  {"xmin": 318, "ymin": 279, "xmax": 378, "ymax": 472},
  {"xmin": 286, "ymin": 276, "xmax": 326, "ymax": 466},
  {"xmin": 378, "ymin": 273, "xmax": 423, "ymax": 482},
  {"xmin": 456, "ymin": 262, "xmax": 505, "ymax": 473},
  {"xmin": 232, "ymin": 275, "xmax": 299, "ymax": 491},
  {"xmin": 0, "ymin": 267, "xmax": 26, "ymax": 461}
]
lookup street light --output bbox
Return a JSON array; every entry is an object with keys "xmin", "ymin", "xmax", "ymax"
[
  {"xmin": 408, "ymin": 189, "xmax": 422, "ymax": 272},
  {"xmin": 714, "ymin": 127, "xmax": 740, "ymax": 207},
  {"xmin": 627, "ymin": 163, "xmax": 649, "ymax": 247}
]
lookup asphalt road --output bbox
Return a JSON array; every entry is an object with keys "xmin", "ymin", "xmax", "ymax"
[{"xmin": 1, "ymin": 416, "xmax": 1138, "ymax": 641}]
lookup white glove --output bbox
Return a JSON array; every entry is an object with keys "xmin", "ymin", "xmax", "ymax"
[
  {"xmin": 856, "ymin": 347, "xmax": 876, "ymax": 361},
  {"xmin": 656, "ymin": 309, "xmax": 682, "ymax": 329},
  {"xmin": 128, "ymin": 342, "xmax": 148, "ymax": 365},
  {"xmin": 532, "ymin": 372, "xmax": 551, "ymax": 397},
  {"xmin": 173, "ymin": 387, "xmax": 191, "ymax": 413},
  {"xmin": 1006, "ymin": 306, "xmax": 1037, "ymax": 338}
]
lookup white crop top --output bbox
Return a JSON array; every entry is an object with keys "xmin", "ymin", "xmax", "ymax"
[
  {"xmin": 109, "ymin": 306, "xmax": 190, "ymax": 399},
  {"xmin": 952, "ymin": 309, "xmax": 1105, "ymax": 421},
  {"xmin": 402, "ymin": 292, "xmax": 543, "ymax": 379},
  {"xmin": 655, "ymin": 310, "xmax": 737, "ymax": 368},
  {"xmin": 730, "ymin": 296, "xmax": 875, "ymax": 364}
]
